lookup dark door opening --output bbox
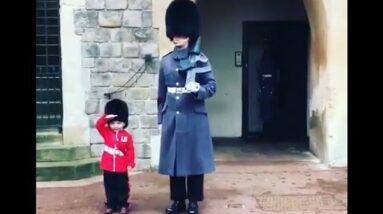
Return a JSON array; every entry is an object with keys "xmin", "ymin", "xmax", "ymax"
[
  {"xmin": 242, "ymin": 21, "xmax": 309, "ymax": 144},
  {"xmin": 36, "ymin": 0, "xmax": 63, "ymax": 132}
]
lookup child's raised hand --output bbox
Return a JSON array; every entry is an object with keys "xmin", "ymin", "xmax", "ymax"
[{"xmin": 106, "ymin": 114, "xmax": 118, "ymax": 119}]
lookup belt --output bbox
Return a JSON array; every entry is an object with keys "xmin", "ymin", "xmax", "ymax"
[
  {"xmin": 104, "ymin": 145, "xmax": 124, "ymax": 156},
  {"xmin": 167, "ymin": 87, "xmax": 190, "ymax": 94}
]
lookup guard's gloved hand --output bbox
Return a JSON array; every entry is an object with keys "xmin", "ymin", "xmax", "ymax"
[{"xmin": 185, "ymin": 82, "xmax": 201, "ymax": 93}]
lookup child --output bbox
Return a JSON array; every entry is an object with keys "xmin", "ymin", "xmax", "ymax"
[{"xmin": 96, "ymin": 99, "xmax": 135, "ymax": 214}]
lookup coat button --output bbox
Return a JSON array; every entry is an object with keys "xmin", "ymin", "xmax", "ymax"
[
  {"xmin": 176, "ymin": 82, "xmax": 179, "ymax": 86},
  {"xmin": 176, "ymin": 68, "xmax": 179, "ymax": 72},
  {"xmin": 176, "ymin": 111, "xmax": 180, "ymax": 114},
  {"xmin": 176, "ymin": 96, "xmax": 180, "ymax": 100}
]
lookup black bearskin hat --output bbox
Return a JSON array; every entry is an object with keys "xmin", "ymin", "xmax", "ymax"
[
  {"xmin": 104, "ymin": 99, "xmax": 129, "ymax": 128},
  {"xmin": 165, "ymin": 0, "xmax": 200, "ymax": 43}
]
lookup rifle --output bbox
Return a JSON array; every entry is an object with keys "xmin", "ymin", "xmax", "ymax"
[{"xmin": 177, "ymin": 37, "xmax": 212, "ymax": 85}]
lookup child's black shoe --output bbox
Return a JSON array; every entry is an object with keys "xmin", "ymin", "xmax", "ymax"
[
  {"xmin": 104, "ymin": 207, "xmax": 113, "ymax": 214},
  {"xmin": 120, "ymin": 206, "xmax": 128, "ymax": 214}
]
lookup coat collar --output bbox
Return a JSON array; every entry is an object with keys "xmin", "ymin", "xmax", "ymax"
[{"xmin": 172, "ymin": 47, "xmax": 189, "ymax": 60}]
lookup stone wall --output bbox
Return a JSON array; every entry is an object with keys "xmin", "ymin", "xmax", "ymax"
[{"xmin": 74, "ymin": 0, "xmax": 160, "ymax": 170}]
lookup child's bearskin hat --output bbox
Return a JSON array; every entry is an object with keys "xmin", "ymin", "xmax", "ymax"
[{"xmin": 104, "ymin": 99, "xmax": 129, "ymax": 128}]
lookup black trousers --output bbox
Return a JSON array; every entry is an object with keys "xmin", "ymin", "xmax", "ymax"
[
  {"xmin": 103, "ymin": 170, "xmax": 130, "ymax": 209},
  {"xmin": 170, "ymin": 174, "xmax": 204, "ymax": 201}
]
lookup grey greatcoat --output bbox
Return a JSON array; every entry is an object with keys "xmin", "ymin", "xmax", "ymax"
[{"xmin": 157, "ymin": 47, "xmax": 216, "ymax": 176}]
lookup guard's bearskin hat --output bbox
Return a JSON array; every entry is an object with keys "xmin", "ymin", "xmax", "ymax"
[
  {"xmin": 165, "ymin": 0, "xmax": 200, "ymax": 44},
  {"xmin": 104, "ymin": 99, "xmax": 129, "ymax": 128}
]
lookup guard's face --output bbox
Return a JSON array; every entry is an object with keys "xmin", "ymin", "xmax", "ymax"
[
  {"xmin": 172, "ymin": 36, "xmax": 190, "ymax": 48},
  {"xmin": 109, "ymin": 121, "xmax": 125, "ymax": 131}
]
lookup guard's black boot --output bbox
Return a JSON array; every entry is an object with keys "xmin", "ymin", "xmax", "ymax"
[
  {"xmin": 165, "ymin": 200, "xmax": 186, "ymax": 214},
  {"xmin": 187, "ymin": 201, "xmax": 199, "ymax": 214}
]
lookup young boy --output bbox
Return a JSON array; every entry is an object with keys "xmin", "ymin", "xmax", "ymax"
[{"xmin": 96, "ymin": 99, "xmax": 135, "ymax": 214}]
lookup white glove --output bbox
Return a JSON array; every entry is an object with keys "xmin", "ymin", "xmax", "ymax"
[
  {"xmin": 185, "ymin": 82, "xmax": 201, "ymax": 93},
  {"xmin": 105, "ymin": 114, "xmax": 118, "ymax": 119}
]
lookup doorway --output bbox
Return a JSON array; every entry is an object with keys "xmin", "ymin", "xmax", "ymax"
[{"xmin": 242, "ymin": 21, "xmax": 310, "ymax": 144}]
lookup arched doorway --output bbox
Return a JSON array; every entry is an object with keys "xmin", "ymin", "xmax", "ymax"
[{"xmin": 197, "ymin": 0, "xmax": 310, "ymax": 146}]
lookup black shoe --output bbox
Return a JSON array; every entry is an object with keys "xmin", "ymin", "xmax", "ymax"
[
  {"xmin": 187, "ymin": 201, "xmax": 199, "ymax": 214},
  {"xmin": 104, "ymin": 207, "xmax": 113, "ymax": 214},
  {"xmin": 165, "ymin": 200, "xmax": 186, "ymax": 214},
  {"xmin": 120, "ymin": 206, "xmax": 128, "ymax": 214}
]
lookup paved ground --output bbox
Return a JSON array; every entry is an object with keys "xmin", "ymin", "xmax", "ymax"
[{"xmin": 37, "ymin": 143, "xmax": 347, "ymax": 214}]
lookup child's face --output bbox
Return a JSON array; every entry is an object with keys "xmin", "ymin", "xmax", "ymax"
[
  {"xmin": 109, "ymin": 121, "xmax": 125, "ymax": 131},
  {"xmin": 172, "ymin": 36, "xmax": 189, "ymax": 48}
]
